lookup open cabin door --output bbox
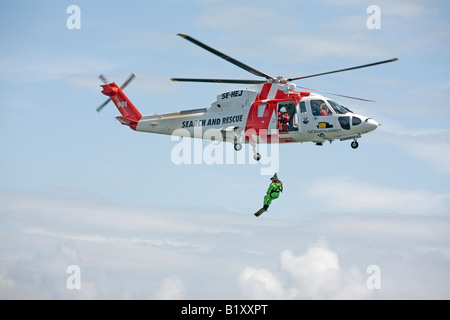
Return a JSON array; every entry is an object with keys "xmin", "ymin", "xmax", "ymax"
[{"xmin": 277, "ymin": 100, "xmax": 298, "ymax": 134}]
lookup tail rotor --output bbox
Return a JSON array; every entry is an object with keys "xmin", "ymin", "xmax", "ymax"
[{"xmin": 96, "ymin": 73, "xmax": 136, "ymax": 113}]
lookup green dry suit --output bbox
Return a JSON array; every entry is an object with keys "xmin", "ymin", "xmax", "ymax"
[{"xmin": 264, "ymin": 180, "xmax": 283, "ymax": 207}]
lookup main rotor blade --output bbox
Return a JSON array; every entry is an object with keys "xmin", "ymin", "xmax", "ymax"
[
  {"xmin": 171, "ymin": 78, "xmax": 266, "ymax": 84},
  {"xmin": 288, "ymin": 58, "xmax": 398, "ymax": 81},
  {"xmin": 298, "ymin": 86, "xmax": 375, "ymax": 102},
  {"xmin": 177, "ymin": 33, "xmax": 274, "ymax": 81}
]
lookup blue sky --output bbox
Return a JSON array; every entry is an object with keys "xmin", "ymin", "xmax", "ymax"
[{"xmin": 1, "ymin": 0, "xmax": 449, "ymax": 299}]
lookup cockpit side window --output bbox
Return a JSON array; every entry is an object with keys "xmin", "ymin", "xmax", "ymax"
[{"xmin": 311, "ymin": 100, "xmax": 332, "ymax": 116}]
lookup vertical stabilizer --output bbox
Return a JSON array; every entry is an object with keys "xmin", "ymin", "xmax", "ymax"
[{"xmin": 101, "ymin": 82, "xmax": 142, "ymax": 123}]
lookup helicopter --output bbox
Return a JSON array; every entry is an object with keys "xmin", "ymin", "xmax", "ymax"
[{"xmin": 97, "ymin": 33, "xmax": 397, "ymax": 161}]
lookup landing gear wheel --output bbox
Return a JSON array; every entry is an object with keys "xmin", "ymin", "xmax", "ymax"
[
  {"xmin": 351, "ymin": 140, "xmax": 359, "ymax": 149},
  {"xmin": 234, "ymin": 142, "xmax": 242, "ymax": 151},
  {"xmin": 250, "ymin": 143, "xmax": 261, "ymax": 161}
]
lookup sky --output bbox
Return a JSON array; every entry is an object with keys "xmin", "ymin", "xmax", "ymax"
[{"xmin": 0, "ymin": 0, "xmax": 449, "ymax": 299}]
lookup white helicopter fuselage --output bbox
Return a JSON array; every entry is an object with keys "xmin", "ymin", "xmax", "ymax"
[
  {"xmin": 95, "ymin": 31, "xmax": 397, "ymax": 216},
  {"xmin": 98, "ymin": 34, "xmax": 395, "ymax": 158},
  {"xmin": 132, "ymin": 82, "xmax": 378, "ymax": 149}
]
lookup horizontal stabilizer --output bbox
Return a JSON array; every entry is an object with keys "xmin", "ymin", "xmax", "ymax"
[{"xmin": 116, "ymin": 116, "xmax": 139, "ymax": 130}]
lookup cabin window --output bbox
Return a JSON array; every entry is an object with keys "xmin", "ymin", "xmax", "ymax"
[
  {"xmin": 339, "ymin": 116, "xmax": 351, "ymax": 130},
  {"xmin": 299, "ymin": 101, "xmax": 307, "ymax": 114},
  {"xmin": 311, "ymin": 100, "xmax": 332, "ymax": 116},
  {"xmin": 352, "ymin": 116, "xmax": 362, "ymax": 126},
  {"xmin": 257, "ymin": 104, "xmax": 266, "ymax": 117}
]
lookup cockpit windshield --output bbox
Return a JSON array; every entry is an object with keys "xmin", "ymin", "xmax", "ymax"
[{"xmin": 327, "ymin": 100, "xmax": 351, "ymax": 114}]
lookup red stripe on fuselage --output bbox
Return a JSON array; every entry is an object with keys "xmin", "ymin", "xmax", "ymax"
[
  {"xmin": 256, "ymin": 83, "xmax": 272, "ymax": 100},
  {"xmin": 244, "ymin": 84, "xmax": 305, "ymax": 143}
]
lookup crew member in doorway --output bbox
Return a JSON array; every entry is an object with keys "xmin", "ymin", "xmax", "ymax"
[{"xmin": 278, "ymin": 107, "xmax": 290, "ymax": 132}]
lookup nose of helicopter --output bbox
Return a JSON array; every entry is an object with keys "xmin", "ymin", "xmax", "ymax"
[{"xmin": 364, "ymin": 118, "xmax": 379, "ymax": 132}]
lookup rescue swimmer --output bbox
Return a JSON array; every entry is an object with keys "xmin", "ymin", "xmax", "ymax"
[{"xmin": 254, "ymin": 173, "xmax": 283, "ymax": 217}]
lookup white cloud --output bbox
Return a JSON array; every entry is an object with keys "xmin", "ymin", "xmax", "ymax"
[
  {"xmin": 0, "ymin": 240, "xmax": 97, "ymax": 299},
  {"xmin": 238, "ymin": 267, "xmax": 292, "ymax": 299},
  {"xmin": 154, "ymin": 276, "xmax": 186, "ymax": 300},
  {"xmin": 280, "ymin": 242, "xmax": 341, "ymax": 298},
  {"xmin": 238, "ymin": 239, "xmax": 370, "ymax": 299}
]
